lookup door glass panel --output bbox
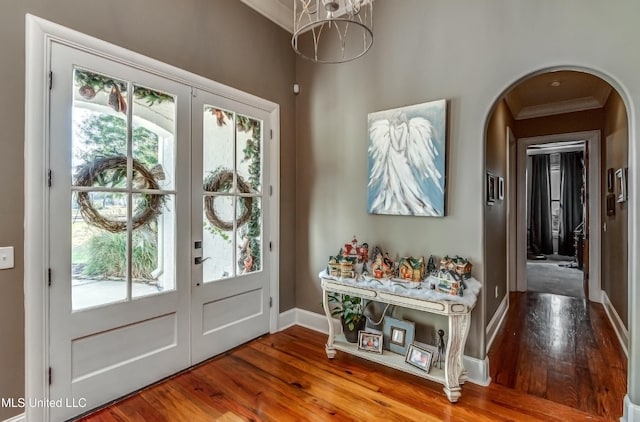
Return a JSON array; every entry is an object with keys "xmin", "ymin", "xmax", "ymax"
[
  {"xmin": 132, "ymin": 193, "xmax": 176, "ymax": 298},
  {"xmin": 132, "ymin": 85, "xmax": 176, "ymax": 190},
  {"xmin": 71, "ymin": 69, "xmax": 178, "ymax": 308},
  {"xmin": 237, "ymin": 196, "xmax": 261, "ymax": 274},
  {"xmin": 72, "ymin": 69, "xmax": 128, "ymax": 187},
  {"xmin": 203, "ymin": 105, "xmax": 234, "ymax": 191},
  {"xmin": 203, "ymin": 195, "xmax": 234, "ymax": 282},
  {"xmin": 72, "ymin": 192, "xmax": 128, "ymax": 311},
  {"xmin": 236, "ymin": 114, "xmax": 262, "ymax": 194}
]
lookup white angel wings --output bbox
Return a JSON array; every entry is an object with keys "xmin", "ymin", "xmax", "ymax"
[{"xmin": 368, "ymin": 111, "xmax": 444, "ymax": 216}]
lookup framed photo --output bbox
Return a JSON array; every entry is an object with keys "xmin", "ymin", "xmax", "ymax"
[
  {"xmin": 382, "ymin": 316, "xmax": 415, "ymax": 355},
  {"xmin": 616, "ymin": 168, "xmax": 627, "ymax": 203},
  {"xmin": 498, "ymin": 177, "xmax": 505, "ymax": 200},
  {"xmin": 607, "ymin": 193, "xmax": 616, "ymax": 216},
  {"xmin": 607, "ymin": 168, "xmax": 615, "ymax": 193},
  {"xmin": 486, "ymin": 172, "xmax": 496, "ymax": 205},
  {"xmin": 405, "ymin": 343, "xmax": 433, "ymax": 372},
  {"xmin": 358, "ymin": 331, "xmax": 383, "ymax": 354}
]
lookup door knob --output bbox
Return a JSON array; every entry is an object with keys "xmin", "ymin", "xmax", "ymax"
[{"xmin": 194, "ymin": 257, "xmax": 211, "ymax": 265}]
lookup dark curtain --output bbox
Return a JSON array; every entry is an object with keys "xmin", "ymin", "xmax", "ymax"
[
  {"xmin": 559, "ymin": 151, "xmax": 584, "ymax": 256},
  {"xmin": 529, "ymin": 155, "xmax": 553, "ymax": 255}
]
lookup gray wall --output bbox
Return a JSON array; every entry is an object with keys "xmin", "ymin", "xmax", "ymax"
[
  {"xmin": 603, "ymin": 90, "xmax": 629, "ymax": 327},
  {"xmin": 294, "ymin": 0, "xmax": 640, "ymax": 363},
  {"xmin": 484, "ymin": 100, "xmax": 514, "ymax": 323},
  {"xmin": 0, "ymin": 1, "xmax": 295, "ymax": 419}
]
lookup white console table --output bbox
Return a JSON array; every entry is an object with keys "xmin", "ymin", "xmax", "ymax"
[{"xmin": 320, "ymin": 275, "xmax": 479, "ymax": 402}]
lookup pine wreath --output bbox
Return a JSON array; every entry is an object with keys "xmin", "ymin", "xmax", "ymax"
[
  {"xmin": 204, "ymin": 170, "xmax": 253, "ymax": 231},
  {"xmin": 75, "ymin": 156, "xmax": 163, "ymax": 233}
]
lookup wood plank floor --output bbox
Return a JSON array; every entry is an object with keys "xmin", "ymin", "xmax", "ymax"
[
  {"xmin": 488, "ymin": 291, "xmax": 627, "ymax": 420},
  {"xmin": 79, "ymin": 322, "xmax": 617, "ymax": 421}
]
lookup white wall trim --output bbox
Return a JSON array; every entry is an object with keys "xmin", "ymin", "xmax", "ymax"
[
  {"xmin": 485, "ymin": 294, "xmax": 509, "ymax": 352},
  {"xmin": 516, "ymin": 130, "xmax": 601, "ymax": 303},
  {"xmin": 1, "ymin": 413, "xmax": 25, "ymax": 422},
  {"xmin": 279, "ymin": 308, "xmax": 491, "ymax": 386},
  {"xmin": 624, "ymin": 395, "xmax": 640, "ymax": 422},
  {"xmin": 602, "ymin": 290, "xmax": 629, "ymax": 358},
  {"xmin": 240, "ymin": 0, "xmax": 293, "ymax": 33}
]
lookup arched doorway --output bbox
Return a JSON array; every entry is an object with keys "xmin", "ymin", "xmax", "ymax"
[{"xmin": 484, "ymin": 68, "xmax": 629, "ymax": 420}]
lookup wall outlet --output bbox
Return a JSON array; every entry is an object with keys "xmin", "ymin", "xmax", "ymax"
[
  {"xmin": 494, "ymin": 285, "xmax": 499, "ymax": 298},
  {"xmin": 0, "ymin": 246, "xmax": 14, "ymax": 270}
]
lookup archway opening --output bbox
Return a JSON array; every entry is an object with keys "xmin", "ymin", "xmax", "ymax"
[{"xmin": 484, "ymin": 69, "xmax": 629, "ymax": 420}]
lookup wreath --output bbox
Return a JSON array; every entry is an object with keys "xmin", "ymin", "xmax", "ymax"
[
  {"xmin": 75, "ymin": 156, "xmax": 163, "ymax": 233},
  {"xmin": 204, "ymin": 170, "xmax": 253, "ymax": 231}
]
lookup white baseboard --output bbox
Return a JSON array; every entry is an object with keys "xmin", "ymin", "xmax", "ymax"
[
  {"xmin": 624, "ymin": 395, "xmax": 640, "ymax": 422},
  {"xmin": 485, "ymin": 294, "xmax": 509, "ymax": 353},
  {"xmin": 279, "ymin": 308, "xmax": 491, "ymax": 386},
  {"xmin": 2, "ymin": 413, "xmax": 25, "ymax": 422},
  {"xmin": 602, "ymin": 290, "xmax": 629, "ymax": 357}
]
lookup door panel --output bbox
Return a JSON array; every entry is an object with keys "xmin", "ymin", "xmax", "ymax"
[
  {"xmin": 49, "ymin": 42, "xmax": 191, "ymax": 421},
  {"xmin": 191, "ymin": 91, "xmax": 270, "ymax": 364}
]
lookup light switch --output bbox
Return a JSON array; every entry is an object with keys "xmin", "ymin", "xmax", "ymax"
[{"xmin": 0, "ymin": 246, "xmax": 15, "ymax": 270}]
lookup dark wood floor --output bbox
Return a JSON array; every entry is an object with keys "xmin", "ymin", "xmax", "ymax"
[
  {"xmin": 488, "ymin": 291, "xmax": 627, "ymax": 420},
  {"xmin": 80, "ymin": 323, "xmax": 616, "ymax": 421}
]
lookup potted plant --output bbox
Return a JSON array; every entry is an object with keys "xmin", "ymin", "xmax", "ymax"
[{"xmin": 328, "ymin": 293, "xmax": 365, "ymax": 343}]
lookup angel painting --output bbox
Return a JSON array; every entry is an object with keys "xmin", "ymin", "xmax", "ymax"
[{"xmin": 367, "ymin": 100, "xmax": 446, "ymax": 216}]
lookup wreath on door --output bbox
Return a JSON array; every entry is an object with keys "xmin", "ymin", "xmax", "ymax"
[
  {"xmin": 74, "ymin": 155, "xmax": 164, "ymax": 232},
  {"xmin": 203, "ymin": 169, "xmax": 253, "ymax": 231}
]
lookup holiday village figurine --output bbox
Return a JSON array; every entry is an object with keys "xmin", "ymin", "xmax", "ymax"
[
  {"xmin": 398, "ymin": 256, "xmax": 426, "ymax": 282},
  {"xmin": 371, "ymin": 250, "xmax": 395, "ymax": 279}
]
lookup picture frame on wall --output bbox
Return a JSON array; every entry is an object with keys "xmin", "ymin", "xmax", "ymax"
[
  {"xmin": 486, "ymin": 172, "xmax": 496, "ymax": 205},
  {"xmin": 607, "ymin": 168, "xmax": 615, "ymax": 193},
  {"xmin": 607, "ymin": 193, "xmax": 616, "ymax": 216},
  {"xmin": 616, "ymin": 168, "xmax": 627, "ymax": 203}
]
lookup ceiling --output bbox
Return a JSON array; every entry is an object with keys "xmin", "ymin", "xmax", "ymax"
[
  {"xmin": 240, "ymin": 4, "xmax": 614, "ymax": 121},
  {"xmin": 504, "ymin": 71, "xmax": 613, "ymax": 120}
]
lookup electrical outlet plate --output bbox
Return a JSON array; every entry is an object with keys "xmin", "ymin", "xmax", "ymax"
[{"xmin": 0, "ymin": 246, "xmax": 15, "ymax": 270}]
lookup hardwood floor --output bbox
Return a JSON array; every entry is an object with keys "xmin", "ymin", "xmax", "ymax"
[
  {"xmin": 80, "ymin": 324, "xmax": 616, "ymax": 422},
  {"xmin": 488, "ymin": 291, "xmax": 627, "ymax": 420}
]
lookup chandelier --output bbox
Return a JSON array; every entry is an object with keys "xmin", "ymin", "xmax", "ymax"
[{"xmin": 292, "ymin": 0, "xmax": 373, "ymax": 64}]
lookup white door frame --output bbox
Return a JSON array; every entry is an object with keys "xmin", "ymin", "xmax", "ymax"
[
  {"xmin": 25, "ymin": 14, "xmax": 280, "ymax": 422},
  {"xmin": 515, "ymin": 130, "xmax": 601, "ymax": 302}
]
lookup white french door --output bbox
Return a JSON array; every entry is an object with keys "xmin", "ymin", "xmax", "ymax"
[
  {"xmin": 47, "ymin": 40, "xmax": 273, "ymax": 421},
  {"xmin": 48, "ymin": 42, "xmax": 192, "ymax": 421},
  {"xmin": 190, "ymin": 90, "xmax": 271, "ymax": 363}
]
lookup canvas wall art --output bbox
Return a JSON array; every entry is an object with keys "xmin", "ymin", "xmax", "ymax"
[{"xmin": 367, "ymin": 99, "xmax": 447, "ymax": 216}]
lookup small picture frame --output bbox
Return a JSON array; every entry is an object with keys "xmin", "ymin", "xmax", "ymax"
[
  {"xmin": 358, "ymin": 331, "xmax": 383, "ymax": 354},
  {"xmin": 405, "ymin": 343, "xmax": 433, "ymax": 372},
  {"xmin": 486, "ymin": 172, "xmax": 496, "ymax": 205},
  {"xmin": 607, "ymin": 168, "xmax": 615, "ymax": 193},
  {"xmin": 382, "ymin": 316, "xmax": 415, "ymax": 356},
  {"xmin": 616, "ymin": 168, "xmax": 627, "ymax": 203},
  {"xmin": 498, "ymin": 177, "xmax": 505, "ymax": 200},
  {"xmin": 607, "ymin": 193, "xmax": 616, "ymax": 216}
]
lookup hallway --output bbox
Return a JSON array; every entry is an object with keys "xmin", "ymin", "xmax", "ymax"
[{"xmin": 488, "ymin": 292, "xmax": 627, "ymax": 420}]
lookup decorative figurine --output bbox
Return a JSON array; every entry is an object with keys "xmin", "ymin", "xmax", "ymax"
[
  {"xmin": 434, "ymin": 270, "xmax": 462, "ymax": 296},
  {"xmin": 398, "ymin": 256, "xmax": 426, "ymax": 282},
  {"xmin": 427, "ymin": 255, "xmax": 437, "ymax": 275},
  {"xmin": 434, "ymin": 329, "xmax": 446, "ymax": 369}
]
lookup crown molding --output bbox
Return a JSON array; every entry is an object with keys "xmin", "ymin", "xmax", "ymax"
[
  {"xmin": 240, "ymin": 0, "xmax": 293, "ymax": 33},
  {"xmin": 515, "ymin": 96, "xmax": 604, "ymax": 120}
]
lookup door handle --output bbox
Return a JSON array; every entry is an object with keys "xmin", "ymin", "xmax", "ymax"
[{"xmin": 194, "ymin": 257, "xmax": 211, "ymax": 265}]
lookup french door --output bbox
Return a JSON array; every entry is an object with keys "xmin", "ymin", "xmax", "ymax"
[
  {"xmin": 191, "ymin": 91, "xmax": 271, "ymax": 363},
  {"xmin": 48, "ymin": 41, "xmax": 271, "ymax": 421}
]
